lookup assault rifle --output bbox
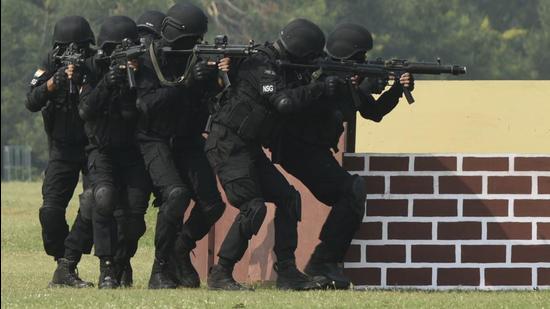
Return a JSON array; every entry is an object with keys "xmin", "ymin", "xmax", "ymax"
[
  {"xmin": 276, "ymin": 58, "xmax": 467, "ymax": 104},
  {"xmin": 151, "ymin": 34, "xmax": 259, "ymax": 87},
  {"xmin": 97, "ymin": 38, "xmax": 147, "ymax": 89},
  {"xmin": 53, "ymin": 43, "xmax": 86, "ymax": 94}
]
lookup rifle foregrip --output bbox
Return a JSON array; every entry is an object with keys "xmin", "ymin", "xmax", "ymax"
[
  {"xmin": 403, "ymin": 87, "xmax": 415, "ymax": 104},
  {"xmin": 220, "ymin": 71, "xmax": 231, "ymax": 89}
]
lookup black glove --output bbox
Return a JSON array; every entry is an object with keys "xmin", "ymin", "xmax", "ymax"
[
  {"xmin": 360, "ymin": 76, "xmax": 389, "ymax": 94},
  {"xmin": 103, "ymin": 66, "xmax": 126, "ymax": 89},
  {"xmin": 324, "ymin": 75, "xmax": 342, "ymax": 96},
  {"xmin": 52, "ymin": 67, "xmax": 68, "ymax": 90},
  {"xmin": 192, "ymin": 60, "xmax": 216, "ymax": 81}
]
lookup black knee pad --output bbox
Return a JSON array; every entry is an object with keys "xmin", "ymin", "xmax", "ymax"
[
  {"xmin": 201, "ymin": 200, "xmax": 226, "ymax": 226},
  {"xmin": 237, "ymin": 199, "xmax": 267, "ymax": 239},
  {"xmin": 224, "ymin": 177, "xmax": 257, "ymax": 207},
  {"xmin": 78, "ymin": 189, "xmax": 94, "ymax": 221},
  {"xmin": 161, "ymin": 186, "xmax": 190, "ymax": 220},
  {"xmin": 94, "ymin": 185, "xmax": 117, "ymax": 217},
  {"xmin": 346, "ymin": 175, "xmax": 366, "ymax": 217}
]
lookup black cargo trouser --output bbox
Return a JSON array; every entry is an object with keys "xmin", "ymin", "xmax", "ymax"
[
  {"xmin": 277, "ymin": 135, "xmax": 366, "ymax": 263},
  {"xmin": 140, "ymin": 135, "xmax": 225, "ymax": 262},
  {"xmin": 87, "ymin": 146, "xmax": 151, "ymax": 259},
  {"xmin": 205, "ymin": 124, "xmax": 300, "ymax": 264},
  {"xmin": 40, "ymin": 145, "xmax": 94, "ymax": 259}
]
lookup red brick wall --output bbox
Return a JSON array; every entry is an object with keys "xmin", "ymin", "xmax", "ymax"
[{"xmin": 342, "ymin": 154, "xmax": 550, "ymax": 289}]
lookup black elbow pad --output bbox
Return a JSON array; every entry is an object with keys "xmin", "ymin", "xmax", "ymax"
[{"xmin": 271, "ymin": 93, "xmax": 295, "ymax": 114}]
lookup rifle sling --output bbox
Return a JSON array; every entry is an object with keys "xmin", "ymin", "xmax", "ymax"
[{"xmin": 149, "ymin": 42, "xmax": 192, "ymax": 87}]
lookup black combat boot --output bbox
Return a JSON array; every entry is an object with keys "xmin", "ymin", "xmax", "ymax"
[
  {"xmin": 171, "ymin": 242, "xmax": 200, "ymax": 288},
  {"xmin": 98, "ymin": 258, "xmax": 119, "ymax": 289},
  {"xmin": 116, "ymin": 260, "xmax": 133, "ymax": 288},
  {"xmin": 207, "ymin": 264, "xmax": 253, "ymax": 291},
  {"xmin": 274, "ymin": 260, "xmax": 322, "ymax": 291},
  {"xmin": 49, "ymin": 258, "xmax": 94, "ymax": 288},
  {"xmin": 304, "ymin": 258, "xmax": 351, "ymax": 290},
  {"xmin": 148, "ymin": 259, "xmax": 178, "ymax": 289}
]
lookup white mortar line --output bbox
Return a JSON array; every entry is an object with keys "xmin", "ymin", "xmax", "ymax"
[
  {"xmin": 456, "ymin": 243, "xmax": 461, "ymax": 263},
  {"xmin": 384, "ymin": 175, "xmax": 390, "ymax": 195},
  {"xmin": 533, "ymin": 267, "xmax": 538, "ymax": 289},
  {"xmin": 509, "ymin": 199, "xmax": 514, "ymax": 217},
  {"xmin": 406, "ymin": 244, "xmax": 411, "ymax": 263},
  {"xmin": 355, "ymin": 171, "xmax": 550, "ymax": 176},
  {"xmin": 409, "ymin": 155, "xmax": 414, "ymax": 172},
  {"xmin": 482, "ymin": 175, "xmax": 488, "ymax": 195},
  {"xmin": 345, "ymin": 263, "xmax": 550, "ymax": 268},
  {"xmin": 361, "ymin": 243, "xmax": 366, "ymax": 264},
  {"xmin": 365, "ymin": 194, "xmax": 550, "ymax": 200},
  {"xmin": 432, "ymin": 221, "xmax": 438, "ymax": 240},
  {"xmin": 457, "ymin": 155, "xmax": 463, "ymax": 172},
  {"xmin": 457, "ymin": 198, "xmax": 464, "ymax": 218},
  {"xmin": 353, "ymin": 239, "xmax": 550, "ymax": 245},
  {"xmin": 533, "ymin": 175, "xmax": 538, "ymax": 195},
  {"xmin": 480, "ymin": 266, "xmax": 485, "ymax": 288},
  {"xmin": 351, "ymin": 171, "xmax": 550, "ymax": 177},
  {"xmin": 432, "ymin": 267, "xmax": 437, "ymax": 287},
  {"xmin": 363, "ymin": 217, "xmax": 550, "ymax": 223},
  {"xmin": 481, "ymin": 221, "xmax": 487, "ymax": 240},
  {"xmin": 359, "ymin": 153, "xmax": 549, "ymax": 158},
  {"xmin": 381, "ymin": 266, "xmax": 387, "ymax": 287},
  {"xmin": 506, "ymin": 244, "xmax": 512, "ymax": 264},
  {"xmin": 382, "ymin": 221, "xmax": 388, "ymax": 240},
  {"xmin": 509, "ymin": 155, "xmax": 514, "ymax": 173},
  {"xmin": 354, "ymin": 285, "xmax": 547, "ymax": 291},
  {"xmin": 364, "ymin": 154, "xmax": 370, "ymax": 172},
  {"xmin": 434, "ymin": 176, "xmax": 440, "ymax": 195}
]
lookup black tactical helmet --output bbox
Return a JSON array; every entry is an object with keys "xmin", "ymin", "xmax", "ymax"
[
  {"xmin": 97, "ymin": 16, "xmax": 139, "ymax": 48},
  {"xmin": 326, "ymin": 23, "xmax": 373, "ymax": 60},
  {"xmin": 279, "ymin": 18, "xmax": 325, "ymax": 59},
  {"xmin": 161, "ymin": 2, "xmax": 208, "ymax": 43},
  {"xmin": 52, "ymin": 15, "xmax": 95, "ymax": 46},
  {"xmin": 137, "ymin": 10, "xmax": 166, "ymax": 38}
]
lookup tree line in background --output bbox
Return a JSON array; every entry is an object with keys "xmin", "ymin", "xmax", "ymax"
[{"xmin": 1, "ymin": 0, "xmax": 549, "ymax": 174}]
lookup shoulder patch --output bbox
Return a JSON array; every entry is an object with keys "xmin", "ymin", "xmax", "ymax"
[
  {"xmin": 30, "ymin": 69, "xmax": 46, "ymax": 86},
  {"xmin": 34, "ymin": 69, "xmax": 46, "ymax": 78},
  {"xmin": 263, "ymin": 69, "xmax": 277, "ymax": 76}
]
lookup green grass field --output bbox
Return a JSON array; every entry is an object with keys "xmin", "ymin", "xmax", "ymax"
[{"xmin": 2, "ymin": 182, "xmax": 549, "ymax": 308}]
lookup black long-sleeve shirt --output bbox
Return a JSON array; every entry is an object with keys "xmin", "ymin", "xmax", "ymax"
[
  {"xmin": 282, "ymin": 77, "xmax": 404, "ymax": 151},
  {"xmin": 135, "ymin": 46, "xmax": 220, "ymax": 143},
  {"xmin": 79, "ymin": 60, "xmax": 139, "ymax": 151},
  {"xmin": 213, "ymin": 43, "xmax": 326, "ymax": 144},
  {"xmin": 25, "ymin": 52, "xmax": 88, "ymax": 152}
]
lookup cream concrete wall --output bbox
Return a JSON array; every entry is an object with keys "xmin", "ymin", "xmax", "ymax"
[{"xmin": 356, "ymin": 81, "xmax": 550, "ymax": 154}]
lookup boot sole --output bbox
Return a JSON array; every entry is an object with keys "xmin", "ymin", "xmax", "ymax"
[
  {"xmin": 207, "ymin": 285, "xmax": 254, "ymax": 291},
  {"xmin": 305, "ymin": 272, "xmax": 351, "ymax": 290},
  {"xmin": 48, "ymin": 282, "xmax": 94, "ymax": 288}
]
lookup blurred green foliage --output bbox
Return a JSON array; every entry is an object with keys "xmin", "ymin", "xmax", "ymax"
[{"xmin": 1, "ymin": 0, "xmax": 549, "ymax": 172}]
